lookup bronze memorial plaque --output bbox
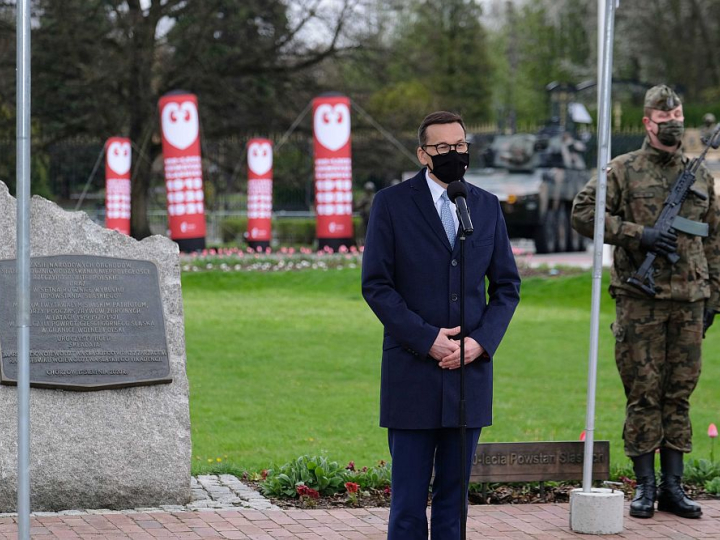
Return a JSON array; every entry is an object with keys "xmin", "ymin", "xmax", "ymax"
[
  {"xmin": 470, "ymin": 441, "xmax": 610, "ymax": 483},
  {"xmin": 0, "ymin": 255, "xmax": 172, "ymax": 390}
]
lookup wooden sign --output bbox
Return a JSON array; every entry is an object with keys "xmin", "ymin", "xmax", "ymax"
[{"xmin": 470, "ymin": 441, "xmax": 610, "ymax": 483}]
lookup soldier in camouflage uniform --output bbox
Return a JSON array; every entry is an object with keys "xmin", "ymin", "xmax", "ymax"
[
  {"xmin": 572, "ymin": 85, "xmax": 720, "ymax": 520},
  {"xmin": 701, "ymin": 113, "xmax": 717, "ymax": 140}
]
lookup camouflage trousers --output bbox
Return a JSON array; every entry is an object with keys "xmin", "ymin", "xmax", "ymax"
[{"xmin": 612, "ymin": 295, "xmax": 703, "ymax": 457}]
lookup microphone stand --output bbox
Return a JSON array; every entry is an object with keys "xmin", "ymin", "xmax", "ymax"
[
  {"xmin": 448, "ymin": 181, "xmax": 473, "ymax": 540},
  {"xmin": 459, "ymin": 227, "xmax": 468, "ymax": 540}
]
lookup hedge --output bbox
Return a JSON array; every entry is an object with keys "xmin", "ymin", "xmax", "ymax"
[{"xmin": 220, "ymin": 216, "xmax": 362, "ymax": 246}]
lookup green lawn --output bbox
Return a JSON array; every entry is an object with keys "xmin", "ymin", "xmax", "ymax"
[{"xmin": 182, "ymin": 268, "xmax": 720, "ymax": 474}]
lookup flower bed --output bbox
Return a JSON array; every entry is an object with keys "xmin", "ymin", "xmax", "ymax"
[
  {"xmin": 180, "ymin": 245, "xmax": 585, "ymax": 278},
  {"xmin": 238, "ymin": 454, "xmax": 720, "ymax": 509},
  {"xmin": 181, "ymin": 246, "xmax": 363, "ymax": 273}
]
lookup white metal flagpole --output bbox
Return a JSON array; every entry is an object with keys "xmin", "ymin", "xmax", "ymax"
[
  {"xmin": 597, "ymin": 0, "xmax": 605, "ymax": 119},
  {"xmin": 16, "ymin": 0, "xmax": 32, "ymax": 537},
  {"xmin": 582, "ymin": 0, "xmax": 616, "ymax": 493},
  {"xmin": 569, "ymin": 3, "xmax": 624, "ymax": 531}
]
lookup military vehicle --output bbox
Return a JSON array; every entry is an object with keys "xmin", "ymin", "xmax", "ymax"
[{"xmin": 464, "ymin": 83, "xmax": 593, "ymax": 253}]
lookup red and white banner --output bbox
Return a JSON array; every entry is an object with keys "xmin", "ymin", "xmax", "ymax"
[
  {"xmin": 105, "ymin": 137, "xmax": 131, "ymax": 235},
  {"xmin": 159, "ymin": 92, "xmax": 206, "ymax": 244},
  {"xmin": 247, "ymin": 138, "xmax": 273, "ymax": 243},
  {"xmin": 313, "ymin": 95, "xmax": 354, "ymax": 243}
]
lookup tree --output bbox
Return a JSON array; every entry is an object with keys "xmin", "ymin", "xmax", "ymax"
[
  {"xmin": 33, "ymin": 0, "xmax": 124, "ymax": 140},
  {"xmin": 487, "ymin": 0, "xmax": 595, "ymax": 128},
  {"xmin": 615, "ymin": 0, "xmax": 720, "ymax": 101},
  {"xmin": 29, "ymin": 0, "xmax": 362, "ymax": 239},
  {"xmin": 359, "ymin": 0, "xmax": 493, "ymax": 130}
]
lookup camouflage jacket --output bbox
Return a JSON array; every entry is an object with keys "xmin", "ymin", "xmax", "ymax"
[{"xmin": 571, "ymin": 138, "xmax": 720, "ymax": 310}]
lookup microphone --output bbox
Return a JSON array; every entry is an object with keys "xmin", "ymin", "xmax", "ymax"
[{"xmin": 447, "ymin": 181, "xmax": 473, "ymax": 236}]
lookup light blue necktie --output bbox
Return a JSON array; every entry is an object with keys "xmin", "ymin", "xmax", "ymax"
[{"xmin": 440, "ymin": 191, "xmax": 456, "ymax": 248}]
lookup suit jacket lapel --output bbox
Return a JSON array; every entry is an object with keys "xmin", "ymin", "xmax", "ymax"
[{"xmin": 409, "ymin": 171, "xmax": 453, "ymax": 252}]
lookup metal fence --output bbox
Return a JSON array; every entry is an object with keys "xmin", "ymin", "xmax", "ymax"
[{"xmin": 0, "ymin": 130, "xmax": 646, "ymax": 244}]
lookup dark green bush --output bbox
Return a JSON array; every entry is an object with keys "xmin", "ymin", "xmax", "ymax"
[
  {"xmin": 220, "ymin": 217, "xmax": 248, "ymax": 243},
  {"xmin": 684, "ymin": 458, "xmax": 720, "ymax": 484},
  {"xmin": 706, "ymin": 476, "xmax": 720, "ymax": 495},
  {"xmin": 274, "ymin": 218, "xmax": 316, "ymax": 245},
  {"xmin": 220, "ymin": 216, "xmax": 364, "ymax": 246},
  {"xmin": 261, "ymin": 455, "xmax": 348, "ymax": 498},
  {"xmin": 346, "ymin": 461, "xmax": 391, "ymax": 490}
]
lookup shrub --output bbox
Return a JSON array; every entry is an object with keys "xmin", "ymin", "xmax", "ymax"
[
  {"xmin": 260, "ymin": 455, "xmax": 348, "ymax": 498},
  {"xmin": 274, "ymin": 218, "xmax": 316, "ymax": 245},
  {"xmin": 346, "ymin": 461, "xmax": 391, "ymax": 490},
  {"xmin": 684, "ymin": 458, "xmax": 720, "ymax": 484},
  {"xmin": 610, "ymin": 461, "xmax": 635, "ymax": 482},
  {"xmin": 220, "ymin": 217, "xmax": 248, "ymax": 243},
  {"xmin": 220, "ymin": 216, "xmax": 364, "ymax": 247},
  {"xmin": 705, "ymin": 476, "xmax": 720, "ymax": 495}
]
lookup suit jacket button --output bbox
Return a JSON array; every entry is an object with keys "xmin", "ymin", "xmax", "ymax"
[
  {"xmin": 451, "ymin": 259, "xmax": 458, "ymax": 267},
  {"xmin": 451, "ymin": 293, "xmax": 458, "ymax": 301}
]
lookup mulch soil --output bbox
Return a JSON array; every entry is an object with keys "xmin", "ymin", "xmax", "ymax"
[{"xmin": 253, "ymin": 481, "xmax": 716, "ymax": 510}]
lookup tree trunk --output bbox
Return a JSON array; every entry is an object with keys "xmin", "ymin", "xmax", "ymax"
[{"xmin": 128, "ymin": 2, "xmax": 159, "ymax": 239}]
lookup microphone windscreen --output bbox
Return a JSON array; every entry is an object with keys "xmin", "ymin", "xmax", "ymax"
[{"xmin": 447, "ymin": 181, "xmax": 467, "ymax": 203}]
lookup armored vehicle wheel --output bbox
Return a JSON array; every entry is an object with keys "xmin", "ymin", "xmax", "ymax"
[
  {"xmin": 559, "ymin": 204, "xmax": 588, "ymax": 252},
  {"xmin": 534, "ymin": 209, "xmax": 558, "ymax": 254},
  {"xmin": 555, "ymin": 205, "xmax": 569, "ymax": 253},
  {"xmin": 569, "ymin": 226, "xmax": 589, "ymax": 252}
]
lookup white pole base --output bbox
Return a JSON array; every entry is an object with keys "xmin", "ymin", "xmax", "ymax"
[{"xmin": 569, "ymin": 488, "xmax": 624, "ymax": 535}]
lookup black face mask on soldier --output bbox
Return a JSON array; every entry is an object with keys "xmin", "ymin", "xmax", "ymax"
[
  {"xmin": 428, "ymin": 150, "xmax": 470, "ymax": 185},
  {"xmin": 651, "ymin": 119, "xmax": 684, "ymax": 147}
]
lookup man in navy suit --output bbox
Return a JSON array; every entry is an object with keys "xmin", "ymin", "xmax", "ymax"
[{"xmin": 362, "ymin": 111, "xmax": 521, "ymax": 539}]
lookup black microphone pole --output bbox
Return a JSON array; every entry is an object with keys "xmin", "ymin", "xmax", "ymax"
[
  {"xmin": 459, "ymin": 228, "xmax": 468, "ymax": 540},
  {"xmin": 447, "ymin": 181, "xmax": 473, "ymax": 540}
]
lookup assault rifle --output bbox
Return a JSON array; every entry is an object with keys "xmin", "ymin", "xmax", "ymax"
[{"xmin": 627, "ymin": 125, "xmax": 720, "ymax": 296}]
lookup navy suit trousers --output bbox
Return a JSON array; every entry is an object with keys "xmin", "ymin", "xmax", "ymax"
[{"xmin": 387, "ymin": 427, "xmax": 482, "ymax": 540}]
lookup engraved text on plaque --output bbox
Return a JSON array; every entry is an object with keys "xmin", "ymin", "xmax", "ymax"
[{"xmin": 0, "ymin": 255, "xmax": 172, "ymax": 390}]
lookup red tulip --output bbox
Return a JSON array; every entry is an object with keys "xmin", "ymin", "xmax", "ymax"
[
  {"xmin": 579, "ymin": 430, "xmax": 586, "ymax": 442},
  {"xmin": 709, "ymin": 423, "xmax": 718, "ymax": 438}
]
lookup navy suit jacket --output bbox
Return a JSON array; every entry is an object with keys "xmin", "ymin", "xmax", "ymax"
[{"xmin": 361, "ymin": 169, "xmax": 521, "ymax": 429}]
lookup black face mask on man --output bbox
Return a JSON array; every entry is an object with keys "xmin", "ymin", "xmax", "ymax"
[
  {"xmin": 651, "ymin": 119, "xmax": 684, "ymax": 147},
  {"xmin": 428, "ymin": 150, "xmax": 470, "ymax": 185}
]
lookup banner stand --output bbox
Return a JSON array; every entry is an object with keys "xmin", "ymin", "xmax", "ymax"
[
  {"xmin": 247, "ymin": 138, "xmax": 273, "ymax": 250},
  {"xmin": 159, "ymin": 90, "xmax": 207, "ymax": 252},
  {"xmin": 318, "ymin": 238, "xmax": 353, "ymax": 251},
  {"xmin": 176, "ymin": 238, "xmax": 206, "ymax": 252},
  {"xmin": 312, "ymin": 93, "xmax": 355, "ymax": 250},
  {"xmin": 248, "ymin": 240, "xmax": 270, "ymax": 250},
  {"xmin": 105, "ymin": 137, "xmax": 132, "ymax": 235}
]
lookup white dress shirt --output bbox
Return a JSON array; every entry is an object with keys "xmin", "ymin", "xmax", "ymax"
[{"xmin": 425, "ymin": 169, "xmax": 459, "ymax": 232}]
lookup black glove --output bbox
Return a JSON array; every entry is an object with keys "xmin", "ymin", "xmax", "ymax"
[
  {"xmin": 703, "ymin": 309, "xmax": 716, "ymax": 338},
  {"xmin": 640, "ymin": 227, "xmax": 678, "ymax": 256}
]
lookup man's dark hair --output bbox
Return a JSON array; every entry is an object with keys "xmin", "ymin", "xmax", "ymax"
[{"xmin": 418, "ymin": 111, "xmax": 466, "ymax": 146}]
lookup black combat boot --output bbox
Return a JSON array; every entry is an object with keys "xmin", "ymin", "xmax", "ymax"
[
  {"xmin": 629, "ymin": 452, "xmax": 656, "ymax": 518},
  {"xmin": 657, "ymin": 448, "xmax": 702, "ymax": 518}
]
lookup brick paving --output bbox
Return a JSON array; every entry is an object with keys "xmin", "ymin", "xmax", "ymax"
[{"xmin": 0, "ymin": 500, "xmax": 719, "ymax": 539}]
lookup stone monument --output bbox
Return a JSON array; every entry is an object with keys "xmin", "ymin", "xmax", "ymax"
[{"xmin": 0, "ymin": 183, "xmax": 191, "ymax": 511}]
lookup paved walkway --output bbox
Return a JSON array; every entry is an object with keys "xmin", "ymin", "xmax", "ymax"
[{"xmin": 1, "ymin": 500, "xmax": 719, "ymax": 539}]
